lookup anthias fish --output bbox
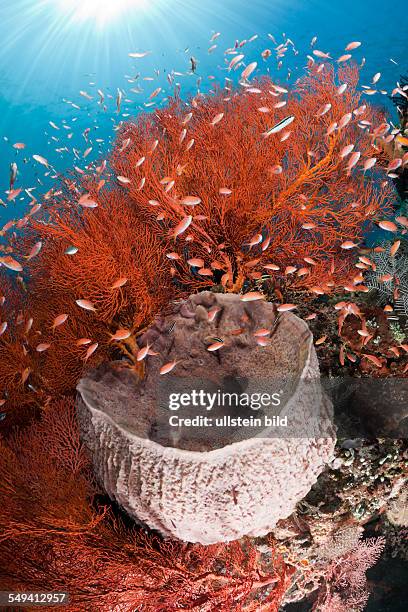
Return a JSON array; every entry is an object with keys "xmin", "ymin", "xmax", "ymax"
[{"xmin": 263, "ymin": 115, "xmax": 295, "ymax": 137}]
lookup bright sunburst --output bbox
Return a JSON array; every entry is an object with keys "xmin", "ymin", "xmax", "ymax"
[{"xmin": 55, "ymin": 0, "xmax": 148, "ymax": 26}]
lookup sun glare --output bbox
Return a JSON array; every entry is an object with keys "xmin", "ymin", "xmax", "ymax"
[{"xmin": 56, "ymin": 0, "xmax": 148, "ymax": 26}]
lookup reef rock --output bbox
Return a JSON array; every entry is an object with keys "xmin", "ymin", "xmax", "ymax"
[{"xmin": 77, "ymin": 292, "xmax": 335, "ymax": 544}]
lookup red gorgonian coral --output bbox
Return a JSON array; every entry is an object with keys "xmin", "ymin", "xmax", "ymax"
[
  {"xmin": 0, "ymin": 398, "xmax": 293, "ymax": 611},
  {"xmin": 0, "ymin": 62, "xmax": 394, "ymax": 426}
]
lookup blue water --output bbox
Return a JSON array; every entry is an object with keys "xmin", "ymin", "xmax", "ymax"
[{"xmin": 0, "ymin": 0, "xmax": 407, "ymax": 223}]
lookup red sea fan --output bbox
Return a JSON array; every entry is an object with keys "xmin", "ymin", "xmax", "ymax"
[
  {"xmin": 110, "ymin": 62, "xmax": 393, "ymax": 292},
  {"xmin": 0, "ymin": 61, "xmax": 395, "ymax": 428},
  {"xmin": 0, "ymin": 398, "xmax": 292, "ymax": 612},
  {"xmin": 0, "ymin": 186, "xmax": 178, "ymax": 420}
]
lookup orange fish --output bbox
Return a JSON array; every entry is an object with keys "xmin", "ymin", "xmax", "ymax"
[
  {"xmin": 111, "ymin": 329, "xmax": 132, "ymax": 341},
  {"xmin": 207, "ymin": 341, "xmax": 224, "ymax": 351},
  {"xmin": 378, "ymin": 220, "xmax": 397, "ymax": 232},
  {"xmin": 76, "ymin": 338, "xmax": 92, "ymax": 346},
  {"xmin": 208, "ymin": 307, "xmax": 221, "ymax": 322},
  {"xmin": 241, "ymin": 62, "xmax": 257, "ymax": 80},
  {"xmin": 111, "ymin": 277, "xmax": 128, "ymax": 289},
  {"xmin": 137, "ymin": 344, "xmax": 150, "ymax": 361},
  {"xmin": 263, "ymin": 263, "xmax": 280, "ymax": 271},
  {"xmin": 345, "ymin": 41, "xmax": 361, "ymax": 50},
  {"xmin": 363, "ymin": 354, "xmax": 383, "ymax": 368},
  {"xmin": 346, "ymin": 151, "xmax": 360, "ymax": 173},
  {"xmin": 21, "ymin": 367, "xmax": 31, "ymax": 384},
  {"xmin": 33, "ymin": 154, "xmax": 49, "ymax": 167},
  {"xmin": 78, "ymin": 193, "xmax": 98, "ymax": 208},
  {"xmin": 181, "ymin": 196, "xmax": 201, "ymax": 206},
  {"xmin": 26, "ymin": 241, "xmax": 42, "ymax": 260},
  {"xmin": 340, "ymin": 144, "xmax": 354, "ymax": 158},
  {"xmin": 149, "ymin": 87, "xmax": 162, "ymax": 100},
  {"xmin": 341, "ymin": 240, "xmax": 358, "ymax": 249},
  {"xmin": 316, "ymin": 104, "xmax": 333, "ymax": 118},
  {"xmin": 313, "ymin": 49, "xmax": 331, "ymax": 59},
  {"xmin": 52, "ymin": 314, "xmax": 68, "ymax": 329},
  {"xmin": 198, "ymin": 268, "xmax": 213, "ymax": 276},
  {"xmin": 277, "ymin": 303, "xmax": 297, "ymax": 312},
  {"xmin": 187, "ymin": 258, "xmax": 204, "ymax": 267},
  {"xmin": 396, "ymin": 135, "xmax": 408, "ymax": 146},
  {"xmin": 160, "ymin": 360, "xmax": 179, "ymax": 375},
  {"xmin": 7, "ymin": 189, "xmax": 22, "ymax": 201},
  {"xmin": 390, "ymin": 241, "xmax": 401, "ymax": 256},
  {"xmin": 0, "ymin": 256, "xmax": 23, "ymax": 272},
  {"xmin": 228, "ymin": 54, "xmax": 244, "ymax": 70},
  {"xmin": 173, "ymin": 216, "xmax": 192, "ymax": 238},
  {"xmin": 84, "ymin": 343, "xmax": 99, "ymax": 362},
  {"xmin": 338, "ymin": 113, "xmax": 352, "ymax": 130},
  {"xmin": 76, "ymin": 299, "xmax": 96, "ymax": 312},
  {"xmin": 248, "ymin": 233, "xmax": 263, "ymax": 248},
  {"xmin": 337, "ymin": 54, "xmax": 351, "ymax": 63},
  {"xmin": 240, "ymin": 291, "xmax": 264, "ymax": 302},
  {"xmin": 36, "ymin": 343, "xmax": 51, "ymax": 352},
  {"xmin": 310, "ymin": 286, "xmax": 325, "ymax": 295},
  {"xmin": 297, "ymin": 268, "xmax": 309, "ymax": 277},
  {"xmin": 304, "ymin": 257, "xmax": 317, "ymax": 265},
  {"xmin": 363, "ymin": 157, "xmax": 377, "ymax": 172},
  {"xmin": 211, "ymin": 112, "xmax": 224, "ymax": 126},
  {"xmin": 253, "ymin": 328, "xmax": 270, "ymax": 337}
]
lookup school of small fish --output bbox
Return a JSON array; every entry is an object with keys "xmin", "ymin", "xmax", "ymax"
[{"xmin": 0, "ymin": 25, "xmax": 407, "ymax": 402}]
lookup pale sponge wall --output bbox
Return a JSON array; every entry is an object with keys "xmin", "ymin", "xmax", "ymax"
[{"xmin": 77, "ymin": 292, "xmax": 336, "ymax": 544}]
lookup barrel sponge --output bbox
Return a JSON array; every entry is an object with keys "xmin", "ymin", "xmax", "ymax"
[{"xmin": 77, "ymin": 292, "xmax": 336, "ymax": 544}]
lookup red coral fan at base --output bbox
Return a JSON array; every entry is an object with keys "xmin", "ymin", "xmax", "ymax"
[{"xmin": 0, "ymin": 398, "xmax": 292, "ymax": 611}]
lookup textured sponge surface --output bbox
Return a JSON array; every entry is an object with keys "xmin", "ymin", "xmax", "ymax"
[{"xmin": 77, "ymin": 292, "xmax": 336, "ymax": 543}]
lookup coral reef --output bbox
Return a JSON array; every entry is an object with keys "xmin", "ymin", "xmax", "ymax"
[
  {"xmin": 0, "ymin": 399, "xmax": 292, "ymax": 612},
  {"xmin": 311, "ymin": 536, "xmax": 385, "ymax": 611},
  {"xmin": 269, "ymin": 438, "xmax": 407, "ymax": 607},
  {"xmin": 0, "ymin": 59, "xmax": 406, "ymax": 609},
  {"xmin": 110, "ymin": 63, "xmax": 392, "ymax": 294},
  {"xmin": 0, "ymin": 62, "xmax": 396, "ymax": 430},
  {"xmin": 365, "ymin": 239, "xmax": 408, "ymax": 319}
]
